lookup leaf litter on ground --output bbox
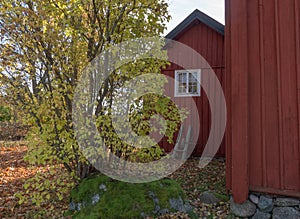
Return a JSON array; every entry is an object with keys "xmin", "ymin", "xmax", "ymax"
[{"xmin": 0, "ymin": 142, "xmax": 235, "ymax": 218}]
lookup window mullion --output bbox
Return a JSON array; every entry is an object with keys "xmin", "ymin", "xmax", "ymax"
[{"xmin": 186, "ymin": 72, "xmax": 189, "ymax": 94}]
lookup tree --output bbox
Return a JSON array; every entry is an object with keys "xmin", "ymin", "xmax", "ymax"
[{"xmin": 0, "ymin": 0, "xmax": 181, "ymax": 208}]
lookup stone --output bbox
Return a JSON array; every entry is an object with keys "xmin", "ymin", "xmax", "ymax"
[
  {"xmin": 159, "ymin": 208, "xmax": 170, "ymax": 215},
  {"xmin": 273, "ymin": 207, "xmax": 300, "ymax": 219},
  {"xmin": 149, "ymin": 191, "xmax": 162, "ymax": 214},
  {"xmin": 154, "ymin": 204, "xmax": 161, "ymax": 213},
  {"xmin": 99, "ymin": 183, "xmax": 107, "ymax": 191},
  {"xmin": 198, "ymin": 191, "xmax": 220, "ymax": 204},
  {"xmin": 91, "ymin": 194, "xmax": 100, "ymax": 205},
  {"xmin": 275, "ymin": 198, "xmax": 300, "ymax": 207},
  {"xmin": 249, "ymin": 194, "xmax": 259, "ymax": 204},
  {"xmin": 169, "ymin": 197, "xmax": 184, "ymax": 211},
  {"xmin": 230, "ymin": 197, "xmax": 256, "ymax": 217},
  {"xmin": 251, "ymin": 210, "xmax": 271, "ymax": 219},
  {"xmin": 69, "ymin": 202, "xmax": 76, "ymax": 211},
  {"xmin": 264, "ymin": 194, "xmax": 275, "ymax": 199},
  {"xmin": 77, "ymin": 202, "xmax": 82, "ymax": 211},
  {"xmin": 258, "ymin": 196, "xmax": 274, "ymax": 213},
  {"xmin": 140, "ymin": 212, "xmax": 147, "ymax": 218},
  {"xmin": 149, "ymin": 191, "xmax": 160, "ymax": 205},
  {"xmin": 169, "ymin": 197, "xmax": 192, "ymax": 213}
]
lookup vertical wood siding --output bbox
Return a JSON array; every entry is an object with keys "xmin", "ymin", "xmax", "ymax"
[
  {"xmin": 226, "ymin": 0, "xmax": 300, "ymax": 202},
  {"xmin": 161, "ymin": 20, "xmax": 225, "ymax": 157}
]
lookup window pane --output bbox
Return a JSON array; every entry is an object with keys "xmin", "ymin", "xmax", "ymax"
[
  {"xmin": 189, "ymin": 73, "xmax": 197, "ymax": 83},
  {"xmin": 179, "ymin": 86, "xmax": 185, "ymax": 93},
  {"xmin": 189, "ymin": 84, "xmax": 198, "ymax": 94},
  {"xmin": 178, "ymin": 72, "xmax": 187, "ymax": 94},
  {"xmin": 188, "ymin": 73, "xmax": 198, "ymax": 94}
]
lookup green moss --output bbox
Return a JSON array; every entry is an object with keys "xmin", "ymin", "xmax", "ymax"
[
  {"xmin": 69, "ymin": 175, "xmax": 190, "ymax": 219},
  {"xmin": 70, "ymin": 173, "xmax": 109, "ymax": 203},
  {"xmin": 155, "ymin": 178, "xmax": 186, "ymax": 205}
]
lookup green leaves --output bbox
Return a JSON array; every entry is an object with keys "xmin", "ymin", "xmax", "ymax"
[
  {"xmin": 0, "ymin": 0, "xmax": 172, "ymax": 211},
  {"xmin": 0, "ymin": 106, "xmax": 11, "ymax": 122}
]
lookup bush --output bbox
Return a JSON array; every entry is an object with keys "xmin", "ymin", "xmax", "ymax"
[{"xmin": 0, "ymin": 106, "xmax": 11, "ymax": 122}]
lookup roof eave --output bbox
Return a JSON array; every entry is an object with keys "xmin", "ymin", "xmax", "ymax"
[{"xmin": 165, "ymin": 9, "xmax": 224, "ymax": 40}]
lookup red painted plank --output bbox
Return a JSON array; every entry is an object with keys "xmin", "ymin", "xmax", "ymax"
[
  {"xmin": 228, "ymin": 0, "xmax": 249, "ymax": 203},
  {"xmin": 277, "ymin": 0, "xmax": 299, "ymax": 190},
  {"xmin": 261, "ymin": 0, "xmax": 281, "ymax": 190},
  {"xmin": 225, "ymin": 0, "xmax": 232, "ymax": 192},
  {"xmin": 295, "ymin": 0, "xmax": 300, "ymax": 193},
  {"xmin": 247, "ymin": 0, "xmax": 263, "ymax": 188}
]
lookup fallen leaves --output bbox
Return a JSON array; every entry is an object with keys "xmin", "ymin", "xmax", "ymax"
[
  {"xmin": 0, "ymin": 142, "xmax": 34, "ymax": 219},
  {"xmin": 0, "ymin": 142, "xmax": 71, "ymax": 219},
  {"xmin": 169, "ymin": 158, "xmax": 231, "ymax": 218},
  {"xmin": 1, "ymin": 142, "xmax": 233, "ymax": 218}
]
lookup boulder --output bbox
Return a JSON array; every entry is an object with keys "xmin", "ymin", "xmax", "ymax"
[
  {"xmin": 275, "ymin": 198, "xmax": 300, "ymax": 207},
  {"xmin": 68, "ymin": 174, "xmax": 194, "ymax": 219},
  {"xmin": 273, "ymin": 207, "xmax": 300, "ymax": 219},
  {"xmin": 252, "ymin": 210, "xmax": 271, "ymax": 219},
  {"xmin": 249, "ymin": 194, "xmax": 259, "ymax": 204},
  {"xmin": 230, "ymin": 197, "xmax": 256, "ymax": 217},
  {"xmin": 198, "ymin": 191, "xmax": 220, "ymax": 205},
  {"xmin": 258, "ymin": 196, "xmax": 274, "ymax": 213}
]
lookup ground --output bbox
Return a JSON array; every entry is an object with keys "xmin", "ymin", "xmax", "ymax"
[{"xmin": 0, "ymin": 142, "xmax": 234, "ymax": 218}]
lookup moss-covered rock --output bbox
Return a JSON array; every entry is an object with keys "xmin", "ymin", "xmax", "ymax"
[{"xmin": 68, "ymin": 174, "xmax": 194, "ymax": 219}]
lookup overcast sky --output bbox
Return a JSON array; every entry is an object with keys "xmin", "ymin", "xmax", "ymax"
[{"xmin": 165, "ymin": 0, "xmax": 225, "ymax": 34}]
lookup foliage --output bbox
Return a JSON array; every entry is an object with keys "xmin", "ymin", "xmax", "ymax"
[
  {"xmin": 0, "ymin": 0, "xmax": 183, "ymax": 212},
  {"xmin": 95, "ymin": 93, "xmax": 186, "ymax": 164},
  {"xmin": 0, "ymin": 105, "xmax": 11, "ymax": 122}
]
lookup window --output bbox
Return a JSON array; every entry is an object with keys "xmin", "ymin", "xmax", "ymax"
[{"xmin": 174, "ymin": 69, "xmax": 201, "ymax": 97}]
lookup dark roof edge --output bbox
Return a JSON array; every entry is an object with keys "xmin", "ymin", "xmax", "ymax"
[{"xmin": 165, "ymin": 9, "xmax": 224, "ymax": 40}]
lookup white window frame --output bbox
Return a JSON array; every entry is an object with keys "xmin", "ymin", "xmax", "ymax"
[{"xmin": 174, "ymin": 69, "xmax": 201, "ymax": 97}]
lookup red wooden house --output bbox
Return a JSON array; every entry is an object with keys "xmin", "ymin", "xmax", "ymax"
[
  {"xmin": 163, "ymin": 3, "xmax": 300, "ymax": 206},
  {"xmin": 226, "ymin": 0, "xmax": 300, "ymax": 203},
  {"xmin": 160, "ymin": 9, "xmax": 226, "ymax": 157}
]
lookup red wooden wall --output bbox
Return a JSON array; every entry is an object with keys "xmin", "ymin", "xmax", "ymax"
[
  {"xmin": 160, "ymin": 19, "xmax": 225, "ymax": 157},
  {"xmin": 226, "ymin": 0, "xmax": 300, "ymax": 203}
]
